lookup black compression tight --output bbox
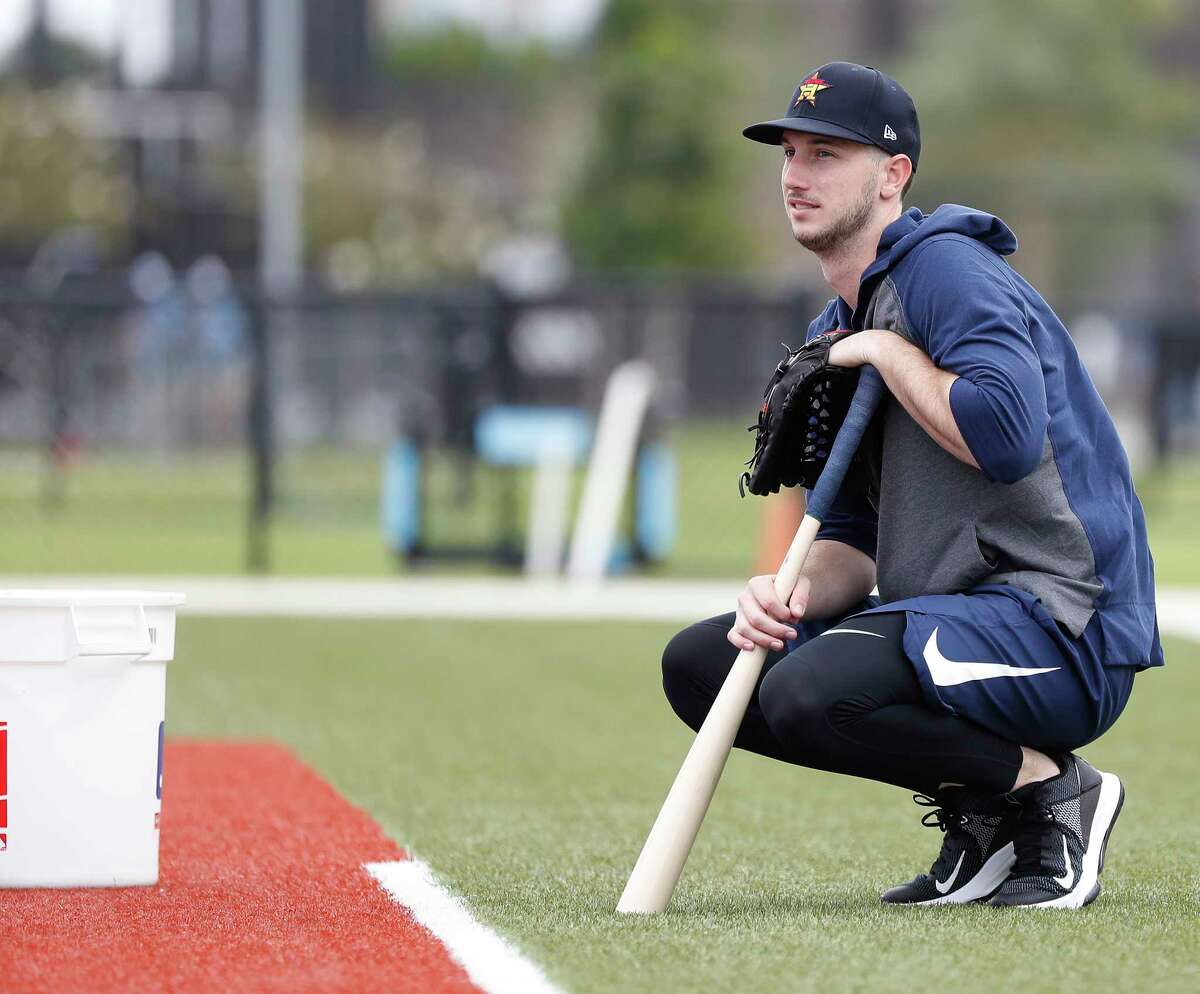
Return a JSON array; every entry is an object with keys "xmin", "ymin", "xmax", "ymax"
[{"xmin": 661, "ymin": 611, "xmax": 1023, "ymax": 796}]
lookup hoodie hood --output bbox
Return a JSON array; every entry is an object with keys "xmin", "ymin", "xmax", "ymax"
[{"xmin": 867, "ymin": 204, "xmax": 1018, "ymax": 281}]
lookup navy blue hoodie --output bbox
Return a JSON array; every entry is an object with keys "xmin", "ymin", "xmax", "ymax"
[{"xmin": 807, "ymin": 205, "xmax": 1162, "ymax": 670}]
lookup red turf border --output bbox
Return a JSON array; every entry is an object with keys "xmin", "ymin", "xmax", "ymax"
[{"xmin": 0, "ymin": 740, "xmax": 481, "ymax": 994}]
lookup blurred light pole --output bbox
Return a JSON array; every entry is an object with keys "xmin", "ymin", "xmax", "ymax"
[
  {"xmin": 251, "ymin": 0, "xmax": 305, "ymax": 572},
  {"xmin": 259, "ymin": 0, "xmax": 304, "ymax": 296},
  {"xmin": 28, "ymin": 0, "xmax": 53, "ymax": 86}
]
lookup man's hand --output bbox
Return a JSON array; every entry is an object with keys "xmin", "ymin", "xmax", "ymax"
[{"xmin": 727, "ymin": 574, "xmax": 812, "ymax": 652}]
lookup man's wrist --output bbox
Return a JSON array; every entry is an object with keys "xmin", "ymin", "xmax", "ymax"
[{"xmin": 860, "ymin": 328, "xmax": 904, "ymax": 368}]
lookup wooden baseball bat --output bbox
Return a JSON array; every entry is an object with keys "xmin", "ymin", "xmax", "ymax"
[{"xmin": 616, "ymin": 366, "xmax": 885, "ymax": 914}]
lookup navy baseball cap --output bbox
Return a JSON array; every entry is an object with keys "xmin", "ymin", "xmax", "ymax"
[{"xmin": 743, "ymin": 62, "xmax": 920, "ymax": 172}]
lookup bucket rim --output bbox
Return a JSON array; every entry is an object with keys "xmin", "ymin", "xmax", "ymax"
[{"xmin": 0, "ymin": 589, "xmax": 186, "ymax": 607}]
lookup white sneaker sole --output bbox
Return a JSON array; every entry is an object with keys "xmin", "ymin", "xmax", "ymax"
[{"xmin": 914, "ymin": 842, "xmax": 1016, "ymax": 905}]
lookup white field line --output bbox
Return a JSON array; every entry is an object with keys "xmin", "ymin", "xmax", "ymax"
[
  {"xmin": 365, "ymin": 859, "xmax": 565, "ymax": 994},
  {"xmin": 0, "ymin": 575, "xmax": 743, "ymax": 622},
  {"xmin": 0, "ymin": 575, "xmax": 1198, "ymax": 642}
]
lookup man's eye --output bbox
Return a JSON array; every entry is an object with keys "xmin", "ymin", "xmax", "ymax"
[
  {"xmin": 816, "ymin": 149, "xmax": 834, "ymax": 159},
  {"xmin": 783, "ymin": 148, "xmax": 794, "ymax": 158}
]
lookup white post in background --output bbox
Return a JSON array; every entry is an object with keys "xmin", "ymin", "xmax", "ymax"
[
  {"xmin": 259, "ymin": 0, "xmax": 304, "ymax": 295},
  {"xmin": 524, "ymin": 440, "xmax": 574, "ymax": 577},
  {"xmin": 566, "ymin": 360, "xmax": 656, "ymax": 581}
]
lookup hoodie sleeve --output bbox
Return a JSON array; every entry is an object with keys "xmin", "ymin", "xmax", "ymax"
[
  {"xmin": 804, "ymin": 298, "xmax": 841, "ymax": 344},
  {"xmin": 899, "ymin": 237, "xmax": 1048, "ymax": 484}
]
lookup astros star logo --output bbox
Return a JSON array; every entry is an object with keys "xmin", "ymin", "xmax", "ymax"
[{"xmin": 793, "ymin": 74, "xmax": 831, "ymax": 108}]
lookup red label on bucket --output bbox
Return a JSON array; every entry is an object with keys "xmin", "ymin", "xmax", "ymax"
[{"xmin": 1, "ymin": 720, "xmax": 7, "ymax": 851}]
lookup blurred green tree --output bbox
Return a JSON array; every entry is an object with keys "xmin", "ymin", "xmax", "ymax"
[
  {"xmin": 897, "ymin": 0, "xmax": 1198, "ymax": 299},
  {"xmin": 382, "ymin": 22, "xmax": 554, "ymax": 90},
  {"xmin": 282, "ymin": 23, "xmax": 568, "ymax": 287},
  {"xmin": 300, "ymin": 119, "xmax": 521, "ymax": 286},
  {"xmin": 562, "ymin": 0, "xmax": 751, "ymax": 274},
  {"xmin": 0, "ymin": 87, "xmax": 130, "ymax": 261}
]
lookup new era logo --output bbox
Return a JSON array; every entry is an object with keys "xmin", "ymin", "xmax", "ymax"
[{"xmin": 883, "ymin": 125, "xmax": 898, "ymax": 141}]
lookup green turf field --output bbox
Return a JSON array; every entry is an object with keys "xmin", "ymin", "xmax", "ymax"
[
  {"xmin": 3, "ymin": 427, "xmax": 1200, "ymax": 584},
  {"xmin": 168, "ymin": 615, "xmax": 1199, "ymax": 994},
  {"xmin": 0, "ymin": 424, "xmax": 763, "ymax": 577}
]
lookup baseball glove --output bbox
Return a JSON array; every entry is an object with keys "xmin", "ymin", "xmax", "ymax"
[{"xmin": 739, "ymin": 330, "xmax": 863, "ymax": 497}]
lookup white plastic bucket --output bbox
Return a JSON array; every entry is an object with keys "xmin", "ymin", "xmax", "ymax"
[{"xmin": 0, "ymin": 589, "xmax": 184, "ymax": 888}]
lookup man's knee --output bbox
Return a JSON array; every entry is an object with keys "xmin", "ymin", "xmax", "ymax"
[
  {"xmin": 758, "ymin": 656, "xmax": 835, "ymax": 764},
  {"xmin": 758, "ymin": 614, "xmax": 914, "ymax": 765},
  {"xmin": 660, "ymin": 626, "xmax": 697, "ymax": 725},
  {"xmin": 661, "ymin": 617, "xmax": 732, "ymax": 732}
]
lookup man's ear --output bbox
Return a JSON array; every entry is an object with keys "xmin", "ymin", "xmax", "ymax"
[{"xmin": 881, "ymin": 154, "xmax": 912, "ymax": 200}]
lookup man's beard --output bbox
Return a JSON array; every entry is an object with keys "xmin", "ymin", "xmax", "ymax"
[{"xmin": 795, "ymin": 176, "xmax": 878, "ymax": 253}]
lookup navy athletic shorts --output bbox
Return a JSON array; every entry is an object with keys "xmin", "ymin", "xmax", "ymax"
[{"xmin": 786, "ymin": 583, "xmax": 1135, "ymax": 751}]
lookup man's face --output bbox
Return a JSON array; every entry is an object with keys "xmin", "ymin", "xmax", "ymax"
[{"xmin": 779, "ymin": 132, "xmax": 883, "ymax": 252}]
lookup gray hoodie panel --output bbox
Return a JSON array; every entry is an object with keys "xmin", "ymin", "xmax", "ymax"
[{"xmin": 862, "ymin": 277, "xmax": 1101, "ymax": 637}]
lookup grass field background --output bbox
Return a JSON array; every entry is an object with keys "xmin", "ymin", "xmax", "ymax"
[
  {"xmin": 169, "ymin": 615, "xmax": 1199, "ymax": 994},
  {"xmin": 2, "ymin": 422, "xmax": 1199, "ymax": 584}
]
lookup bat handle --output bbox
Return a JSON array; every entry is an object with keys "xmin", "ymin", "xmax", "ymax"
[{"xmin": 804, "ymin": 366, "xmax": 883, "ymax": 523}]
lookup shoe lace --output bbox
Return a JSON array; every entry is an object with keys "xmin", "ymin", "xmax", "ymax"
[
  {"xmin": 1010, "ymin": 801, "xmax": 1066, "ymax": 877},
  {"xmin": 915, "ymin": 793, "xmax": 960, "ymax": 833},
  {"xmin": 913, "ymin": 793, "xmax": 1005, "ymax": 878}
]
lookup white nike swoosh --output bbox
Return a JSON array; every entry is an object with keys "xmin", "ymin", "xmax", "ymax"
[
  {"xmin": 922, "ymin": 628, "xmax": 1061, "ymax": 687},
  {"xmin": 818, "ymin": 628, "xmax": 886, "ymax": 639},
  {"xmin": 1053, "ymin": 834, "xmax": 1075, "ymax": 889},
  {"xmin": 934, "ymin": 850, "xmax": 967, "ymax": 894}
]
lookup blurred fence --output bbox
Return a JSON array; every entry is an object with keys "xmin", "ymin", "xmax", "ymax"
[
  {"xmin": 0, "ymin": 273, "xmax": 814, "ymax": 574},
  {"xmin": 0, "ymin": 271, "xmax": 1197, "ymax": 576}
]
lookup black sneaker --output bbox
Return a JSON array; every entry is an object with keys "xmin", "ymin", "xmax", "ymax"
[
  {"xmin": 989, "ymin": 753, "xmax": 1124, "ymax": 909},
  {"xmin": 881, "ymin": 788, "xmax": 1018, "ymax": 905}
]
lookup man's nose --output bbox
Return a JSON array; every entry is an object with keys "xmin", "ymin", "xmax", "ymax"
[{"xmin": 782, "ymin": 159, "xmax": 810, "ymax": 191}]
